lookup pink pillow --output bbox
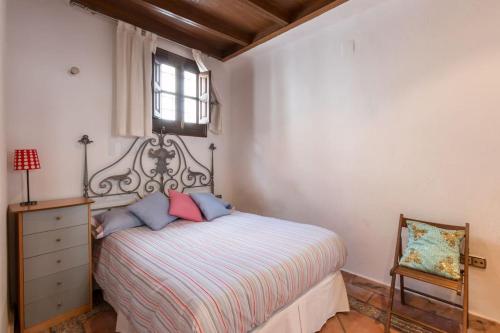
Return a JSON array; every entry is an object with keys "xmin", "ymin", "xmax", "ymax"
[{"xmin": 168, "ymin": 190, "xmax": 204, "ymax": 222}]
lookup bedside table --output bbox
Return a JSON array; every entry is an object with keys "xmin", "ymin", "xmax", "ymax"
[{"xmin": 9, "ymin": 197, "xmax": 94, "ymax": 333}]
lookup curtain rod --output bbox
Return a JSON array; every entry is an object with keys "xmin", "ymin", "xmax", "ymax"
[
  {"xmin": 69, "ymin": 1, "xmax": 119, "ymax": 24},
  {"xmin": 69, "ymin": 1, "xmax": 159, "ymax": 37},
  {"xmin": 68, "ymin": 1, "xmax": 199, "ymax": 56},
  {"xmin": 69, "ymin": 1, "xmax": 151, "ymax": 36}
]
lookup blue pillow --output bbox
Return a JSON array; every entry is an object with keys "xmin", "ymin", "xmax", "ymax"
[
  {"xmin": 190, "ymin": 193, "xmax": 231, "ymax": 221},
  {"xmin": 128, "ymin": 192, "xmax": 177, "ymax": 230},
  {"xmin": 215, "ymin": 196, "xmax": 232, "ymax": 209},
  {"xmin": 94, "ymin": 208, "xmax": 143, "ymax": 238}
]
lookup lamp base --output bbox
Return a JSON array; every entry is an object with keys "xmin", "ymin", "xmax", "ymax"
[{"xmin": 20, "ymin": 201, "xmax": 38, "ymax": 206}]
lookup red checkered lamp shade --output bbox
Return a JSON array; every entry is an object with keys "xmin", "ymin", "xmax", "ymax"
[{"xmin": 14, "ymin": 149, "xmax": 41, "ymax": 171}]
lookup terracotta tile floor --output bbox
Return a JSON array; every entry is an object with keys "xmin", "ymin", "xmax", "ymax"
[
  {"xmin": 318, "ymin": 271, "xmax": 500, "ymax": 333},
  {"xmin": 49, "ymin": 270, "xmax": 500, "ymax": 333}
]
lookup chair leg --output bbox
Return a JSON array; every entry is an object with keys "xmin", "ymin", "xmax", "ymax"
[
  {"xmin": 385, "ymin": 273, "xmax": 397, "ymax": 333},
  {"xmin": 400, "ymin": 275, "xmax": 406, "ymax": 305},
  {"xmin": 462, "ymin": 310, "xmax": 469, "ymax": 333},
  {"xmin": 463, "ymin": 278, "xmax": 469, "ymax": 332}
]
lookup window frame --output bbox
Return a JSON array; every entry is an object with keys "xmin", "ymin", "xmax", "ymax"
[{"xmin": 152, "ymin": 48, "xmax": 207, "ymax": 137}]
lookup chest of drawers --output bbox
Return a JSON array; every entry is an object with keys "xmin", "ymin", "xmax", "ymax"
[{"xmin": 9, "ymin": 197, "xmax": 93, "ymax": 333}]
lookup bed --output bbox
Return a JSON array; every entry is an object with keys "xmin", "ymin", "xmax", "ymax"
[{"xmin": 79, "ymin": 132, "xmax": 349, "ymax": 333}]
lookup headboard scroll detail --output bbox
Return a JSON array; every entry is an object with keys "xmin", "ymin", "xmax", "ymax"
[{"xmin": 79, "ymin": 131, "xmax": 215, "ymax": 204}]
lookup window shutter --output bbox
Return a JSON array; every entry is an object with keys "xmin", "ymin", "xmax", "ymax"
[
  {"xmin": 153, "ymin": 58, "xmax": 161, "ymax": 118},
  {"xmin": 198, "ymin": 71, "xmax": 211, "ymax": 124}
]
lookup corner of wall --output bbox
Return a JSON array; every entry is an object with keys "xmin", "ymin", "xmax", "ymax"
[{"xmin": 0, "ymin": 0, "xmax": 9, "ymax": 331}]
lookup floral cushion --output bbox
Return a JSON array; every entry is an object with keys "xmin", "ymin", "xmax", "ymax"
[{"xmin": 399, "ymin": 221, "xmax": 465, "ymax": 280}]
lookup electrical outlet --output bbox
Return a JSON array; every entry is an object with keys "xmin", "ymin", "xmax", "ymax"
[{"xmin": 468, "ymin": 255, "xmax": 487, "ymax": 269}]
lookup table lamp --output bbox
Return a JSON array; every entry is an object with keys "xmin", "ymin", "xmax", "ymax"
[{"xmin": 14, "ymin": 149, "xmax": 41, "ymax": 206}]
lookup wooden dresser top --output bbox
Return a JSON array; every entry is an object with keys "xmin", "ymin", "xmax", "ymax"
[{"xmin": 8, "ymin": 197, "xmax": 94, "ymax": 214}]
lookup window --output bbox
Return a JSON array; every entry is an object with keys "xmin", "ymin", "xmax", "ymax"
[{"xmin": 153, "ymin": 49, "xmax": 210, "ymax": 137}]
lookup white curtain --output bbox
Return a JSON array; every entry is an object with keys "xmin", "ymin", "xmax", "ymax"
[
  {"xmin": 192, "ymin": 50, "xmax": 222, "ymax": 135},
  {"xmin": 115, "ymin": 21, "xmax": 158, "ymax": 137}
]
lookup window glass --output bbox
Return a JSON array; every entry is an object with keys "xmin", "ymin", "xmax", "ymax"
[
  {"xmin": 160, "ymin": 93, "xmax": 176, "ymax": 121},
  {"xmin": 184, "ymin": 98, "xmax": 197, "ymax": 124},
  {"xmin": 160, "ymin": 64, "xmax": 176, "ymax": 93},
  {"xmin": 153, "ymin": 49, "xmax": 207, "ymax": 137},
  {"xmin": 183, "ymin": 71, "xmax": 197, "ymax": 98}
]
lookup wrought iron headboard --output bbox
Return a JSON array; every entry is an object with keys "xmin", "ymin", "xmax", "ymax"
[{"xmin": 79, "ymin": 131, "xmax": 215, "ymax": 209}]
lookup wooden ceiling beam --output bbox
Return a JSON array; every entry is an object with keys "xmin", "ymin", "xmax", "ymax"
[
  {"xmin": 71, "ymin": 0, "xmax": 350, "ymax": 62},
  {"xmin": 223, "ymin": 0, "xmax": 349, "ymax": 61},
  {"xmin": 293, "ymin": 0, "xmax": 344, "ymax": 20},
  {"xmin": 238, "ymin": 0, "xmax": 290, "ymax": 27},
  {"xmin": 137, "ymin": 0, "xmax": 252, "ymax": 46},
  {"xmin": 71, "ymin": 0, "xmax": 226, "ymax": 60}
]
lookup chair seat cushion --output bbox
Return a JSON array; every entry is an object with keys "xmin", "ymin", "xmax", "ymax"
[{"xmin": 399, "ymin": 221, "xmax": 464, "ymax": 280}]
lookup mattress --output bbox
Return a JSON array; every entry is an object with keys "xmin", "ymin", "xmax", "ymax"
[{"xmin": 93, "ymin": 211, "xmax": 347, "ymax": 333}]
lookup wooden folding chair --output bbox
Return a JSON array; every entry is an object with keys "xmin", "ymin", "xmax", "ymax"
[{"xmin": 385, "ymin": 214, "xmax": 469, "ymax": 333}]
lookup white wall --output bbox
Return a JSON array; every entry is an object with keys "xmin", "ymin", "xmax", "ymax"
[
  {"xmin": 0, "ymin": 0, "xmax": 8, "ymax": 330},
  {"xmin": 228, "ymin": 0, "xmax": 500, "ymax": 322},
  {"xmin": 5, "ymin": 0, "xmax": 500, "ymax": 324},
  {"xmin": 5, "ymin": 0, "xmax": 232, "ymax": 205}
]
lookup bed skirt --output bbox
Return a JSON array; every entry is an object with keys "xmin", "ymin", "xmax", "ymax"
[{"xmin": 113, "ymin": 270, "xmax": 349, "ymax": 333}]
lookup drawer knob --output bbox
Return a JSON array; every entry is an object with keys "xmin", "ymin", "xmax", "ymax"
[
  {"xmin": 57, "ymin": 302, "xmax": 62, "ymax": 307},
  {"xmin": 55, "ymin": 238, "xmax": 61, "ymax": 242},
  {"xmin": 56, "ymin": 259, "xmax": 61, "ymax": 264},
  {"xmin": 56, "ymin": 281, "xmax": 62, "ymax": 286},
  {"xmin": 55, "ymin": 216, "xmax": 62, "ymax": 221}
]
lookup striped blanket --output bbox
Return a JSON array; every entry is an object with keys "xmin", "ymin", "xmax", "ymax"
[{"xmin": 93, "ymin": 211, "xmax": 347, "ymax": 333}]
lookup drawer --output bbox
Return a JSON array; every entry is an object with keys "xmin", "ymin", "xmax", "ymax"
[
  {"xmin": 23, "ymin": 225, "xmax": 88, "ymax": 258},
  {"xmin": 23, "ymin": 205, "xmax": 88, "ymax": 235},
  {"xmin": 24, "ymin": 284, "xmax": 89, "ymax": 328},
  {"xmin": 24, "ymin": 245, "xmax": 88, "ymax": 281},
  {"xmin": 24, "ymin": 264, "xmax": 89, "ymax": 304}
]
